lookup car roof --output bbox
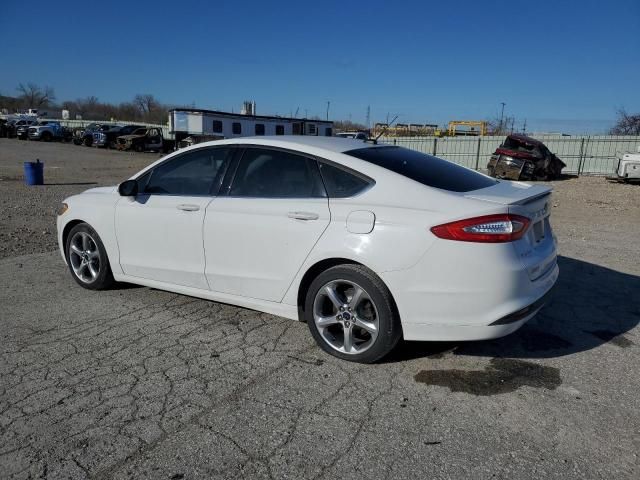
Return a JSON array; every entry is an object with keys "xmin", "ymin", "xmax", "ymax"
[{"xmin": 208, "ymin": 135, "xmax": 376, "ymax": 154}]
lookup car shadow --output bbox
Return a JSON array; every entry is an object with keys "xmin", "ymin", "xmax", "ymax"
[{"xmin": 387, "ymin": 255, "xmax": 639, "ymax": 362}]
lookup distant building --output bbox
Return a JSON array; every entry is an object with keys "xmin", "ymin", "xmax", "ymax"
[{"xmin": 169, "ymin": 107, "xmax": 333, "ymax": 145}]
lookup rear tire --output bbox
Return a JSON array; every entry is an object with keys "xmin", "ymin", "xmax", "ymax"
[
  {"xmin": 65, "ymin": 223, "xmax": 115, "ymax": 290},
  {"xmin": 83, "ymin": 136, "xmax": 93, "ymax": 147},
  {"xmin": 305, "ymin": 264, "xmax": 402, "ymax": 363},
  {"xmin": 41, "ymin": 131, "xmax": 52, "ymax": 142}
]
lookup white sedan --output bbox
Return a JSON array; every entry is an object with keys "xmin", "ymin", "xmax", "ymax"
[{"xmin": 57, "ymin": 136, "xmax": 558, "ymax": 363}]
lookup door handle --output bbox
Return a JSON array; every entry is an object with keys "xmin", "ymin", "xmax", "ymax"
[
  {"xmin": 177, "ymin": 204, "xmax": 200, "ymax": 212},
  {"xmin": 288, "ymin": 211, "xmax": 319, "ymax": 221}
]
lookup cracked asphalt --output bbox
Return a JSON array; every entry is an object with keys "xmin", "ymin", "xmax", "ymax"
[{"xmin": 1, "ymin": 140, "xmax": 639, "ymax": 479}]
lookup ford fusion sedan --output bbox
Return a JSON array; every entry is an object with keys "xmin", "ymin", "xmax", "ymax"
[{"xmin": 57, "ymin": 137, "xmax": 558, "ymax": 363}]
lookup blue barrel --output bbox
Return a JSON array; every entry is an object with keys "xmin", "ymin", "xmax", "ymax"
[{"xmin": 24, "ymin": 160, "xmax": 44, "ymax": 186}]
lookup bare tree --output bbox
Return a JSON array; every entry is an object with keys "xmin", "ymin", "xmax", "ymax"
[
  {"xmin": 610, "ymin": 108, "xmax": 640, "ymax": 135},
  {"xmin": 16, "ymin": 83, "xmax": 56, "ymax": 108},
  {"xmin": 487, "ymin": 114, "xmax": 516, "ymax": 135},
  {"xmin": 133, "ymin": 94, "xmax": 158, "ymax": 115}
]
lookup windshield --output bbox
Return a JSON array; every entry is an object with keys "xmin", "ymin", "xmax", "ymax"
[{"xmin": 345, "ymin": 146, "xmax": 497, "ymax": 192}]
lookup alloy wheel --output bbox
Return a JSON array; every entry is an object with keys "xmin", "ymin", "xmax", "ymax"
[
  {"xmin": 69, "ymin": 231, "xmax": 101, "ymax": 283},
  {"xmin": 312, "ymin": 279, "xmax": 379, "ymax": 354}
]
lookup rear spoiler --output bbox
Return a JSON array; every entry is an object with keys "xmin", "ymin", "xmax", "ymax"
[{"xmin": 464, "ymin": 182, "xmax": 552, "ymax": 206}]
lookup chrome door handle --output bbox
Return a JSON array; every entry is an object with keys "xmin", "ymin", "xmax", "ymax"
[
  {"xmin": 177, "ymin": 204, "xmax": 200, "ymax": 212},
  {"xmin": 288, "ymin": 211, "xmax": 319, "ymax": 221}
]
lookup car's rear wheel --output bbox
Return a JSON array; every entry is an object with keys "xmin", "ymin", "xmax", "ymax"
[
  {"xmin": 41, "ymin": 131, "xmax": 52, "ymax": 142},
  {"xmin": 84, "ymin": 136, "xmax": 93, "ymax": 147},
  {"xmin": 305, "ymin": 264, "xmax": 402, "ymax": 363},
  {"xmin": 65, "ymin": 223, "xmax": 114, "ymax": 290}
]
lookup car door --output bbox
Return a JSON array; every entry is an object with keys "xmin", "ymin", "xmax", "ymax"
[
  {"xmin": 204, "ymin": 146, "xmax": 330, "ymax": 301},
  {"xmin": 146, "ymin": 128, "xmax": 163, "ymax": 151},
  {"xmin": 115, "ymin": 146, "xmax": 234, "ymax": 290}
]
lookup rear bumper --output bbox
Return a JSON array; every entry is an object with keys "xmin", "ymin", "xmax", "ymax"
[{"xmin": 381, "ymin": 239, "xmax": 558, "ymax": 342}]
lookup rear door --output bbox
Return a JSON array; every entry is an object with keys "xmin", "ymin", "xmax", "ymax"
[{"xmin": 203, "ymin": 146, "xmax": 330, "ymax": 301}]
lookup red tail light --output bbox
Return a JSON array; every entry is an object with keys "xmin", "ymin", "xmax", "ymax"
[{"xmin": 431, "ymin": 214, "xmax": 530, "ymax": 243}]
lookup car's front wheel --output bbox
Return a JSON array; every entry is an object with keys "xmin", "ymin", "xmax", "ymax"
[
  {"xmin": 305, "ymin": 264, "xmax": 402, "ymax": 363},
  {"xmin": 65, "ymin": 223, "xmax": 114, "ymax": 290}
]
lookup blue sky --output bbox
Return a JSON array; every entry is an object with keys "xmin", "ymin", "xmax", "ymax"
[{"xmin": 1, "ymin": 0, "xmax": 638, "ymax": 133}]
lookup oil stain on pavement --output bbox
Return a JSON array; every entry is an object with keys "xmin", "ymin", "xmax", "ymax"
[{"xmin": 414, "ymin": 358, "xmax": 561, "ymax": 396}]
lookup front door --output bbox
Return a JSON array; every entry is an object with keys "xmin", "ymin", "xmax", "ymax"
[
  {"xmin": 115, "ymin": 146, "xmax": 234, "ymax": 289},
  {"xmin": 204, "ymin": 147, "xmax": 330, "ymax": 301}
]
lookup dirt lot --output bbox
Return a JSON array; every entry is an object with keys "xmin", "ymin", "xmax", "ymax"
[{"xmin": 1, "ymin": 139, "xmax": 639, "ymax": 479}]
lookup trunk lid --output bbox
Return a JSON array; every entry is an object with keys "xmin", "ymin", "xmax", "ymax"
[{"xmin": 465, "ymin": 180, "xmax": 557, "ymax": 282}]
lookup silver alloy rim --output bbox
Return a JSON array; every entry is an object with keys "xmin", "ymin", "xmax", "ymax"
[
  {"xmin": 69, "ymin": 231, "xmax": 100, "ymax": 283},
  {"xmin": 313, "ymin": 279, "xmax": 379, "ymax": 355}
]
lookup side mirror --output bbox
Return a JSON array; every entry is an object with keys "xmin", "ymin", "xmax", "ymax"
[{"xmin": 118, "ymin": 179, "xmax": 138, "ymax": 196}]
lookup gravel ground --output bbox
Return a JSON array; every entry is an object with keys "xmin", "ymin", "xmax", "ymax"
[{"xmin": 0, "ymin": 139, "xmax": 639, "ymax": 479}]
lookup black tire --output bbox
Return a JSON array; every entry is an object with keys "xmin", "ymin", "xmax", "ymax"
[
  {"xmin": 65, "ymin": 223, "xmax": 115, "ymax": 290},
  {"xmin": 73, "ymin": 138, "xmax": 82, "ymax": 145},
  {"xmin": 83, "ymin": 136, "xmax": 93, "ymax": 147},
  {"xmin": 304, "ymin": 264, "xmax": 402, "ymax": 363},
  {"xmin": 41, "ymin": 131, "xmax": 52, "ymax": 142},
  {"xmin": 134, "ymin": 143, "xmax": 144, "ymax": 153}
]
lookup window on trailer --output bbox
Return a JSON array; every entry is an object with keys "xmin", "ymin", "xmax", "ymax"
[
  {"xmin": 325, "ymin": 127, "xmax": 332, "ymax": 136},
  {"xmin": 212, "ymin": 120, "xmax": 223, "ymax": 133},
  {"xmin": 255, "ymin": 124, "xmax": 265, "ymax": 135},
  {"xmin": 232, "ymin": 122, "xmax": 242, "ymax": 135},
  {"xmin": 275, "ymin": 125, "xmax": 285, "ymax": 135}
]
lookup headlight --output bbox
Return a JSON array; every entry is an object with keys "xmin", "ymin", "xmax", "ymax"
[
  {"xmin": 57, "ymin": 203, "xmax": 68, "ymax": 216},
  {"xmin": 500, "ymin": 155, "xmax": 524, "ymax": 168}
]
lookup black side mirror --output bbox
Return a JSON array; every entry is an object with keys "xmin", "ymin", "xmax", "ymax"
[{"xmin": 118, "ymin": 179, "xmax": 138, "ymax": 196}]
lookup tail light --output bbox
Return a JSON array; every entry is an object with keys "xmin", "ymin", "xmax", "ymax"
[{"xmin": 431, "ymin": 214, "xmax": 530, "ymax": 243}]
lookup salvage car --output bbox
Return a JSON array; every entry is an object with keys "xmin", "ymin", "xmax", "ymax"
[
  {"xmin": 115, "ymin": 127, "xmax": 164, "ymax": 152},
  {"xmin": 11, "ymin": 119, "xmax": 38, "ymax": 139},
  {"xmin": 487, "ymin": 134, "xmax": 566, "ymax": 180},
  {"xmin": 57, "ymin": 137, "xmax": 558, "ymax": 363},
  {"xmin": 92, "ymin": 124, "xmax": 142, "ymax": 149},
  {"xmin": 73, "ymin": 123, "xmax": 108, "ymax": 146},
  {"xmin": 28, "ymin": 121, "xmax": 71, "ymax": 142}
]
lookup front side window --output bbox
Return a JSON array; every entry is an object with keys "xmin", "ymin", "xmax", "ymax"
[
  {"xmin": 141, "ymin": 147, "xmax": 232, "ymax": 196},
  {"xmin": 318, "ymin": 162, "xmax": 372, "ymax": 198},
  {"xmin": 255, "ymin": 123, "xmax": 265, "ymax": 135},
  {"xmin": 346, "ymin": 146, "xmax": 497, "ymax": 192},
  {"xmin": 232, "ymin": 122, "xmax": 241, "ymax": 135},
  {"xmin": 229, "ymin": 148, "xmax": 325, "ymax": 198},
  {"xmin": 212, "ymin": 120, "xmax": 223, "ymax": 133}
]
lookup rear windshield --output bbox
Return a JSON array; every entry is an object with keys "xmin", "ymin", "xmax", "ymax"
[{"xmin": 345, "ymin": 146, "xmax": 497, "ymax": 192}]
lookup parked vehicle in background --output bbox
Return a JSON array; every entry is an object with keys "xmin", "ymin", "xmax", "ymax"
[
  {"xmin": 9, "ymin": 119, "xmax": 38, "ymax": 139},
  {"xmin": 28, "ymin": 121, "xmax": 71, "ymax": 142},
  {"xmin": 73, "ymin": 123, "xmax": 107, "ymax": 146},
  {"xmin": 92, "ymin": 125, "xmax": 142, "ymax": 149},
  {"xmin": 57, "ymin": 137, "xmax": 558, "ymax": 363},
  {"xmin": 607, "ymin": 147, "xmax": 640, "ymax": 183},
  {"xmin": 116, "ymin": 127, "xmax": 165, "ymax": 152},
  {"xmin": 487, "ymin": 134, "xmax": 566, "ymax": 181},
  {"xmin": 336, "ymin": 131, "xmax": 368, "ymax": 140}
]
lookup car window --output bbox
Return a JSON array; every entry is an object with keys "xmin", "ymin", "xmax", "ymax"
[
  {"xmin": 318, "ymin": 162, "xmax": 372, "ymax": 198},
  {"xmin": 345, "ymin": 146, "xmax": 497, "ymax": 192},
  {"xmin": 229, "ymin": 148, "xmax": 325, "ymax": 198},
  {"xmin": 142, "ymin": 147, "xmax": 233, "ymax": 196}
]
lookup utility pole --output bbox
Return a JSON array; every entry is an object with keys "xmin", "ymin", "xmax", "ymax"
[
  {"xmin": 365, "ymin": 105, "xmax": 370, "ymax": 129},
  {"xmin": 499, "ymin": 102, "xmax": 506, "ymax": 133},
  {"xmin": 522, "ymin": 118, "xmax": 527, "ymax": 134},
  {"xmin": 326, "ymin": 101, "xmax": 330, "ymax": 121}
]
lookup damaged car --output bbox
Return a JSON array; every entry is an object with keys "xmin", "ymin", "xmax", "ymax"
[{"xmin": 487, "ymin": 134, "xmax": 566, "ymax": 180}]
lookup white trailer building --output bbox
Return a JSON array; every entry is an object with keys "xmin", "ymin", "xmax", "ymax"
[{"xmin": 169, "ymin": 108, "xmax": 333, "ymax": 146}]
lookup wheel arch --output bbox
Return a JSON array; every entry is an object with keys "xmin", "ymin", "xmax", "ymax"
[
  {"xmin": 62, "ymin": 219, "xmax": 87, "ymax": 251},
  {"xmin": 296, "ymin": 257, "xmax": 400, "ymax": 323}
]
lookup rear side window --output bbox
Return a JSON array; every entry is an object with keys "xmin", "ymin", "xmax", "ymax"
[
  {"xmin": 230, "ymin": 148, "xmax": 325, "ymax": 198},
  {"xmin": 318, "ymin": 163, "xmax": 371, "ymax": 198},
  {"xmin": 346, "ymin": 146, "xmax": 497, "ymax": 192}
]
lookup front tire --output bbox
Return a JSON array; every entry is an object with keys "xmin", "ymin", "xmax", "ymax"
[
  {"xmin": 65, "ymin": 223, "xmax": 114, "ymax": 290},
  {"xmin": 305, "ymin": 264, "xmax": 402, "ymax": 363}
]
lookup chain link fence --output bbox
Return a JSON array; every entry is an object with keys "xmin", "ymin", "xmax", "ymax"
[{"xmin": 378, "ymin": 135, "xmax": 640, "ymax": 175}]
